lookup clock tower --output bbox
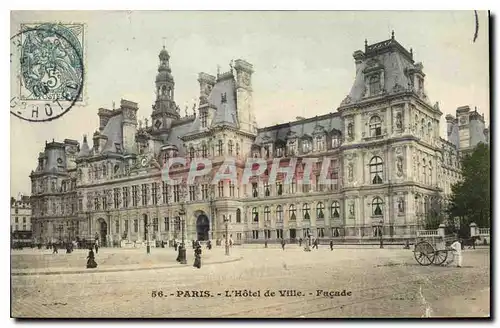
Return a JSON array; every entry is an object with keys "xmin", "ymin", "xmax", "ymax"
[{"xmin": 234, "ymin": 59, "xmax": 257, "ymax": 135}]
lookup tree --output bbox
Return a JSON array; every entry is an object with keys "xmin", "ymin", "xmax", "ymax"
[{"xmin": 447, "ymin": 143, "xmax": 490, "ymax": 234}]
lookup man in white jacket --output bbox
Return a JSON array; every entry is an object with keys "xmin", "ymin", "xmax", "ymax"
[{"xmin": 447, "ymin": 239, "xmax": 463, "ymax": 267}]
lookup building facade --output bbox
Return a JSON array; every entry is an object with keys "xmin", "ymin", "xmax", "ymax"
[
  {"xmin": 30, "ymin": 34, "xmax": 489, "ymax": 246},
  {"xmin": 10, "ymin": 195, "xmax": 31, "ymax": 233}
]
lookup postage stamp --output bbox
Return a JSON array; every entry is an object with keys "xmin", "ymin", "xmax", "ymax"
[{"xmin": 10, "ymin": 23, "xmax": 84, "ymax": 122}]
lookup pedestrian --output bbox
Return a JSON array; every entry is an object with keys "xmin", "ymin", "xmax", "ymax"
[
  {"xmin": 264, "ymin": 240, "xmax": 268, "ymax": 248},
  {"xmin": 86, "ymin": 248, "xmax": 97, "ymax": 269},
  {"xmin": 207, "ymin": 240, "xmax": 212, "ymax": 250},
  {"xmin": 95, "ymin": 242, "xmax": 99, "ymax": 254},
  {"xmin": 193, "ymin": 244, "xmax": 202, "ymax": 269},
  {"xmin": 52, "ymin": 243, "xmax": 58, "ymax": 254},
  {"xmin": 281, "ymin": 239, "xmax": 286, "ymax": 250},
  {"xmin": 66, "ymin": 242, "xmax": 72, "ymax": 254},
  {"xmin": 330, "ymin": 240, "xmax": 333, "ymax": 251},
  {"xmin": 446, "ymin": 239, "xmax": 463, "ymax": 267},
  {"xmin": 404, "ymin": 240, "xmax": 410, "ymax": 249},
  {"xmin": 174, "ymin": 240, "xmax": 178, "ymax": 251},
  {"xmin": 299, "ymin": 238, "xmax": 303, "ymax": 247},
  {"xmin": 313, "ymin": 238, "xmax": 319, "ymax": 249}
]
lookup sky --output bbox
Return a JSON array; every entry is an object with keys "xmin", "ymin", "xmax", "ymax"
[{"xmin": 9, "ymin": 10, "xmax": 490, "ymax": 196}]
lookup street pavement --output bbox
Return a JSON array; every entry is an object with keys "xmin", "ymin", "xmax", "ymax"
[{"xmin": 11, "ymin": 245, "xmax": 490, "ymax": 318}]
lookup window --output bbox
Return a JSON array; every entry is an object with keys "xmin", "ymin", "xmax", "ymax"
[
  {"xmin": 153, "ymin": 218, "xmax": 158, "ymax": 232},
  {"xmin": 315, "ymin": 136, "xmax": 325, "ymax": 151},
  {"xmin": 218, "ymin": 181, "xmax": 224, "ymax": 197},
  {"xmin": 201, "ymin": 184, "xmax": 209, "ymax": 200},
  {"xmin": 263, "ymin": 145, "xmax": 270, "ymax": 159},
  {"xmin": 302, "ymin": 203, "xmax": 311, "ymax": 220},
  {"xmin": 290, "ymin": 180, "xmax": 296, "ymax": 194},
  {"xmin": 236, "ymin": 209, "xmax": 241, "ymax": 223},
  {"xmin": 236, "ymin": 143, "xmax": 240, "ymax": 156},
  {"xmin": 152, "ymin": 183, "xmax": 158, "ymax": 205},
  {"xmin": 369, "ymin": 74, "xmax": 381, "ymax": 95},
  {"xmin": 264, "ymin": 229, "xmax": 271, "ymax": 239},
  {"xmin": 113, "ymin": 188, "xmax": 120, "ymax": 209},
  {"xmin": 373, "ymin": 226, "xmax": 383, "ymax": 237},
  {"xmin": 302, "ymin": 181, "xmax": 310, "ymax": 193},
  {"xmin": 102, "ymin": 195, "xmax": 107, "ymax": 210},
  {"xmin": 332, "ymin": 227, "xmax": 340, "ymax": 237},
  {"xmin": 330, "ymin": 200, "xmax": 340, "ymax": 218},
  {"xmin": 372, "ymin": 197, "xmax": 384, "ymax": 216},
  {"xmin": 428, "ymin": 122, "xmax": 432, "ymax": 138},
  {"xmin": 286, "ymin": 140, "xmax": 296, "ymax": 156},
  {"xmin": 317, "ymin": 228, "xmax": 325, "ymax": 238},
  {"xmin": 316, "ymin": 202, "xmax": 325, "ymax": 219},
  {"xmin": 124, "ymin": 220, "xmax": 129, "ymax": 233},
  {"xmin": 189, "ymin": 147, "xmax": 195, "ymax": 160},
  {"xmin": 289, "ymin": 204, "xmax": 296, "ymax": 220},
  {"xmin": 94, "ymin": 197, "xmax": 100, "ymax": 210},
  {"xmin": 331, "ymin": 131, "xmax": 341, "ymax": 148},
  {"xmin": 173, "ymin": 185, "xmax": 180, "ymax": 202},
  {"xmin": 264, "ymin": 182, "xmax": 270, "ymax": 197},
  {"xmin": 302, "ymin": 139, "xmax": 311, "ymax": 153},
  {"xmin": 164, "ymin": 217, "xmax": 169, "ymax": 231},
  {"xmin": 276, "ymin": 205, "xmax": 283, "ymax": 222},
  {"xmin": 252, "ymin": 207, "xmax": 259, "ymax": 222},
  {"xmin": 421, "ymin": 118, "xmax": 425, "ymax": 136},
  {"xmin": 370, "ymin": 156, "xmax": 383, "ymax": 184},
  {"xmin": 15, "ymin": 217, "xmax": 18, "ymax": 223},
  {"xmin": 369, "ymin": 116, "xmax": 382, "ymax": 137},
  {"xmin": 229, "ymin": 183, "xmax": 235, "ymax": 197},
  {"xmin": 115, "ymin": 220, "xmax": 119, "ymax": 234},
  {"xmin": 217, "ymin": 140, "xmax": 223, "ymax": 156},
  {"xmin": 276, "ymin": 229, "xmax": 283, "ymax": 239},
  {"xmin": 102, "ymin": 164, "xmax": 107, "ymax": 177},
  {"xmin": 141, "ymin": 184, "xmax": 148, "ymax": 206},
  {"xmin": 252, "ymin": 182, "xmax": 258, "ymax": 198},
  {"xmin": 264, "ymin": 206, "xmax": 271, "ymax": 222},
  {"xmin": 252, "ymin": 230, "xmax": 259, "ymax": 239},
  {"xmin": 134, "ymin": 219, "xmax": 138, "ymax": 233},
  {"xmin": 228, "ymin": 140, "xmax": 233, "ymax": 155},
  {"xmin": 189, "ymin": 186, "xmax": 196, "ymax": 201},
  {"xmin": 162, "ymin": 182, "xmax": 169, "ymax": 204},
  {"xmin": 275, "ymin": 145, "xmax": 284, "ymax": 157},
  {"xmin": 276, "ymin": 182, "xmax": 283, "ymax": 196},
  {"xmin": 201, "ymin": 144, "xmax": 208, "ymax": 158},
  {"xmin": 200, "ymin": 110, "xmax": 208, "ymax": 128}
]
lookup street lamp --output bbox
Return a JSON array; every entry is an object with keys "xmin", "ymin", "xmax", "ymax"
[
  {"xmin": 224, "ymin": 215, "xmax": 229, "ymax": 256},
  {"xmin": 145, "ymin": 215, "xmax": 151, "ymax": 254},
  {"xmin": 264, "ymin": 221, "xmax": 268, "ymax": 248},
  {"xmin": 178, "ymin": 204, "xmax": 187, "ymax": 264},
  {"xmin": 379, "ymin": 220, "xmax": 384, "ymax": 249}
]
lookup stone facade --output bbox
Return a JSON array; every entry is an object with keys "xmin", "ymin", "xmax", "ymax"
[
  {"xmin": 29, "ymin": 34, "xmax": 489, "ymax": 245},
  {"xmin": 11, "ymin": 195, "xmax": 31, "ymax": 233}
]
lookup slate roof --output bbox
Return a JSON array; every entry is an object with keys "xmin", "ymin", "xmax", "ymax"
[
  {"xmin": 101, "ymin": 114, "xmax": 123, "ymax": 154},
  {"xmin": 167, "ymin": 120, "xmax": 194, "ymax": 155},
  {"xmin": 209, "ymin": 74, "xmax": 239, "ymax": 128}
]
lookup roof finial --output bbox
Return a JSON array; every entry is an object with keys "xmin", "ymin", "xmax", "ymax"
[
  {"xmin": 112, "ymin": 101, "xmax": 115, "ymax": 110},
  {"xmin": 365, "ymin": 39, "xmax": 368, "ymax": 47},
  {"xmin": 162, "ymin": 37, "xmax": 167, "ymax": 49},
  {"xmin": 217, "ymin": 64, "xmax": 221, "ymax": 77},
  {"xmin": 391, "ymin": 30, "xmax": 395, "ymax": 40},
  {"xmin": 410, "ymin": 48, "xmax": 413, "ymax": 56}
]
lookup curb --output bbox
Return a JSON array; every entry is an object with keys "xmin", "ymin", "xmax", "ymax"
[{"xmin": 12, "ymin": 257, "xmax": 243, "ymax": 276}]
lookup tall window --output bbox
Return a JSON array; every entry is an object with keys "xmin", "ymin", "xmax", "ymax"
[
  {"xmin": 153, "ymin": 218, "xmax": 158, "ymax": 232},
  {"xmin": 369, "ymin": 116, "xmax": 382, "ymax": 137},
  {"xmin": 200, "ymin": 110, "xmax": 208, "ymax": 128},
  {"xmin": 218, "ymin": 181, "xmax": 224, "ymax": 197},
  {"xmin": 252, "ymin": 207, "xmax": 259, "ymax": 222},
  {"xmin": 152, "ymin": 183, "xmax": 158, "ymax": 205},
  {"xmin": 113, "ymin": 188, "xmax": 119, "ymax": 209},
  {"xmin": 141, "ymin": 184, "xmax": 148, "ymax": 206},
  {"xmin": 201, "ymin": 144, "xmax": 208, "ymax": 158},
  {"xmin": 173, "ymin": 185, "xmax": 180, "ymax": 202},
  {"xmin": 370, "ymin": 156, "xmax": 383, "ymax": 184},
  {"xmin": 289, "ymin": 204, "xmax": 296, "ymax": 220},
  {"xmin": 428, "ymin": 122, "xmax": 432, "ymax": 138},
  {"xmin": 421, "ymin": 118, "xmax": 425, "ymax": 136},
  {"xmin": 264, "ymin": 182, "xmax": 270, "ymax": 197},
  {"xmin": 217, "ymin": 140, "xmax": 223, "ymax": 156},
  {"xmin": 372, "ymin": 197, "xmax": 384, "ymax": 216},
  {"xmin": 229, "ymin": 183, "xmax": 235, "ymax": 197},
  {"xmin": 201, "ymin": 184, "xmax": 209, "ymax": 200},
  {"xmin": 276, "ymin": 205, "xmax": 283, "ymax": 222},
  {"xmin": 252, "ymin": 182, "xmax": 258, "ymax": 198},
  {"xmin": 264, "ymin": 206, "xmax": 271, "ymax": 222},
  {"xmin": 134, "ymin": 219, "xmax": 138, "ymax": 233},
  {"xmin": 331, "ymin": 201, "xmax": 340, "ymax": 218},
  {"xmin": 302, "ymin": 203, "xmax": 311, "ymax": 220},
  {"xmin": 164, "ymin": 217, "xmax": 169, "ymax": 231},
  {"xmin": 189, "ymin": 186, "xmax": 196, "ymax": 201},
  {"xmin": 189, "ymin": 147, "xmax": 195, "ymax": 160},
  {"xmin": 331, "ymin": 131, "xmax": 341, "ymax": 148},
  {"xmin": 317, "ymin": 228, "xmax": 325, "ymax": 238},
  {"xmin": 302, "ymin": 139, "xmax": 311, "ymax": 153},
  {"xmin": 369, "ymin": 74, "xmax": 381, "ymax": 95},
  {"xmin": 276, "ymin": 182, "xmax": 283, "ymax": 196},
  {"xmin": 236, "ymin": 209, "xmax": 241, "ymax": 223},
  {"xmin": 124, "ymin": 220, "xmax": 129, "ymax": 233},
  {"xmin": 228, "ymin": 140, "xmax": 233, "ymax": 155},
  {"xmin": 428, "ymin": 162, "xmax": 433, "ymax": 185},
  {"xmin": 315, "ymin": 136, "xmax": 325, "ymax": 151},
  {"xmin": 316, "ymin": 202, "xmax": 325, "ymax": 219},
  {"xmin": 162, "ymin": 182, "xmax": 169, "ymax": 204},
  {"xmin": 290, "ymin": 180, "xmax": 296, "ymax": 194},
  {"xmin": 115, "ymin": 220, "xmax": 119, "ymax": 234}
]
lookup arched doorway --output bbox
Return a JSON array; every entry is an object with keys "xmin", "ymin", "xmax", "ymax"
[
  {"xmin": 196, "ymin": 214, "xmax": 210, "ymax": 241},
  {"xmin": 98, "ymin": 219, "xmax": 107, "ymax": 246}
]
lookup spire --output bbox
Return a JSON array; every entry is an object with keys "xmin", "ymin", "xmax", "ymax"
[
  {"xmin": 391, "ymin": 30, "xmax": 395, "ymax": 40},
  {"xmin": 78, "ymin": 134, "xmax": 90, "ymax": 158}
]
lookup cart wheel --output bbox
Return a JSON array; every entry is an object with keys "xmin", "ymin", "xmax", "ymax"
[
  {"xmin": 434, "ymin": 250, "xmax": 448, "ymax": 265},
  {"xmin": 413, "ymin": 241, "xmax": 436, "ymax": 266}
]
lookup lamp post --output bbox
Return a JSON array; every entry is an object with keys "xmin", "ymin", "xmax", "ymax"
[
  {"xmin": 379, "ymin": 220, "xmax": 384, "ymax": 249},
  {"xmin": 178, "ymin": 204, "xmax": 187, "ymax": 264},
  {"xmin": 224, "ymin": 215, "xmax": 230, "ymax": 256},
  {"xmin": 264, "ymin": 221, "xmax": 268, "ymax": 248},
  {"xmin": 145, "ymin": 217, "xmax": 151, "ymax": 254}
]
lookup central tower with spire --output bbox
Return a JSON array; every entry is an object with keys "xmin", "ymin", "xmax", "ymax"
[{"xmin": 151, "ymin": 46, "xmax": 180, "ymax": 140}]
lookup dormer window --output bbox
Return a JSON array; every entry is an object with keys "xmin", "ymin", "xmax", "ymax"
[
  {"xmin": 315, "ymin": 135, "xmax": 325, "ymax": 152},
  {"xmin": 200, "ymin": 110, "xmax": 208, "ymax": 128},
  {"xmin": 369, "ymin": 116, "xmax": 382, "ymax": 137},
  {"xmin": 302, "ymin": 139, "xmax": 311, "ymax": 153},
  {"xmin": 369, "ymin": 75, "xmax": 381, "ymax": 95},
  {"xmin": 221, "ymin": 93, "xmax": 227, "ymax": 103},
  {"xmin": 228, "ymin": 140, "xmax": 234, "ymax": 155},
  {"xmin": 189, "ymin": 147, "xmax": 195, "ymax": 160},
  {"xmin": 286, "ymin": 140, "xmax": 296, "ymax": 156},
  {"xmin": 263, "ymin": 145, "xmax": 270, "ymax": 159},
  {"xmin": 276, "ymin": 145, "xmax": 284, "ymax": 158},
  {"xmin": 201, "ymin": 144, "xmax": 208, "ymax": 158},
  {"xmin": 331, "ymin": 130, "xmax": 341, "ymax": 148}
]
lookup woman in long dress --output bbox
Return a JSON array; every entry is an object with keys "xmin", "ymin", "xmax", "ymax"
[
  {"xmin": 193, "ymin": 245, "xmax": 202, "ymax": 269},
  {"xmin": 86, "ymin": 248, "xmax": 97, "ymax": 269}
]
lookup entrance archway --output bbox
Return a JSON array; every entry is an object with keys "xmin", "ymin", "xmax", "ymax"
[
  {"xmin": 196, "ymin": 214, "xmax": 210, "ymax": 241},
  {"xmin": 98, "ymin": 219, "xmax": 107, "ymax": 246}
]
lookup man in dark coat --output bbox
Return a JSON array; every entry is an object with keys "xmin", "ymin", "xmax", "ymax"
[
  {"xmin": 95, "ymin": 242, "xmax": 99, "ymax": 254},
  {"xmin": 193, "ymin": 244, "xmax": 202, "ymax": 269},
  {"xmin": 281, "ymin": 239, "xmax": 286, "ymax": 250},
  {"xmin": 52, "ymin": 243, "xmax": 58, "ymax": 254},
  {"xmin": 313, "ymin": 239, "xmax": 319, "ymax": 249},
  {"xmin": 207, "ymin": 240, "xmax": 212, "ymax": 250},
  {"xmin": 330, "ymin": 240, "xmax": 334, "ymax": 251},
  {"xmin": 299, "ymin": 238, "xmax": 303, "ymax": 247},
  {"xmin": 86, "ymin": 248, "xmax": 97, "ymax": 269}
]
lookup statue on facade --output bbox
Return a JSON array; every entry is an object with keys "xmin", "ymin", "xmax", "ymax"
[
  {"xmin": 398, "ymin": 197, "xmax": 405, "ymax": 214},
  {"xmin": 396, "ymin": 113, "xmax": 402, "ymax": 130},
  {"xmin": 349, "ymin": 203, "xmax": 355, "ymax": 216},
  {"xmin": 347, "ymin": 123, "xmax": 354, "ymax": 139},
  {"xmin": 396, "ymin": 157, "xmax": 404, "ymax": 176},
  {"xmin": 348, "ymin": 164, "xmax": 354, "ymax": 181}
]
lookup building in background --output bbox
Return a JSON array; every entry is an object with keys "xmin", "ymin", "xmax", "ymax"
[
  {"xmin": 10, "ymin": 195, "xmax": 31, "ymax": 233},
  {"xmin": 29, "ymin": 33, "xmax": 489, "ymax": 246}
]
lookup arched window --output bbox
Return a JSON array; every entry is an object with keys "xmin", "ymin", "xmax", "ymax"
[
  {"xmin": 236, "ymin": 208, "xmax": 241, "ymax": 223},
  {"xmin": 188, "ymin": 147, "xmax": 195, "ymax": 160},
  {"xmin": 370, "ymin": 156, "xmax": 383, "ymax": 184},
  {"xmin": 315, "ymin": 135, "xmax": 325, "ymax": 151},
  {"xmin": 161, "ymin": 85, "xmax": 167, "ymax": 95},
  {"xmin": 252, "ymin": 207, "xmax": 259, "ymax": 222},
  {"xmin": 421, "ymin": 118, "xmax": 425, "ymax": 136},
  {"xmin": 331, "ymin": 130, "xmax": 341, "ymax": 148},
  {"xmin": 331, "ymin": 201, "xmax": 340, "ymax": 218},
  {"xmin": 217, "ymin": 140, "xmax": 223, "ymax": 156},
  {"xmin": 316, "ymin": 202, "xmax": 325, "ymax": 219},
  {"xmin": 302, "ymin": 203, "xmax": 311, "ymax": 220},
  {"xmin": 369, "ymin": 116, "xmax": 382, "ymax": 137},
  {"xmin": 264, "ymin": 206, "xmax": 271, "ymax": 221},
  {"xmin": 228, "ymin": 140, "xmax": 234, "ymax": 155},
  {"xmin": 369, "ymin": 75, "xmax": 381, "ymax": 95},
  {"xmin": 276, "ymin": 205, "xmax": 283, "ymax": 222},
  {"xmin": 372, "ymin": 197, "xmax": 384, "ymax": 216},
  {"xmin": 302, "ymin": 139, "xmax": 311, "ymax": 153},
  {"xmin": 289, "ymin": 204, "xmax": 296, "ymax": 220},
  {"xmin": 201, "ymin": 144, "xmax": 208, "ymax": 158},
  {"xmin": 428, "ymin": 122, "xmax": 432, "ymax": 138}
]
